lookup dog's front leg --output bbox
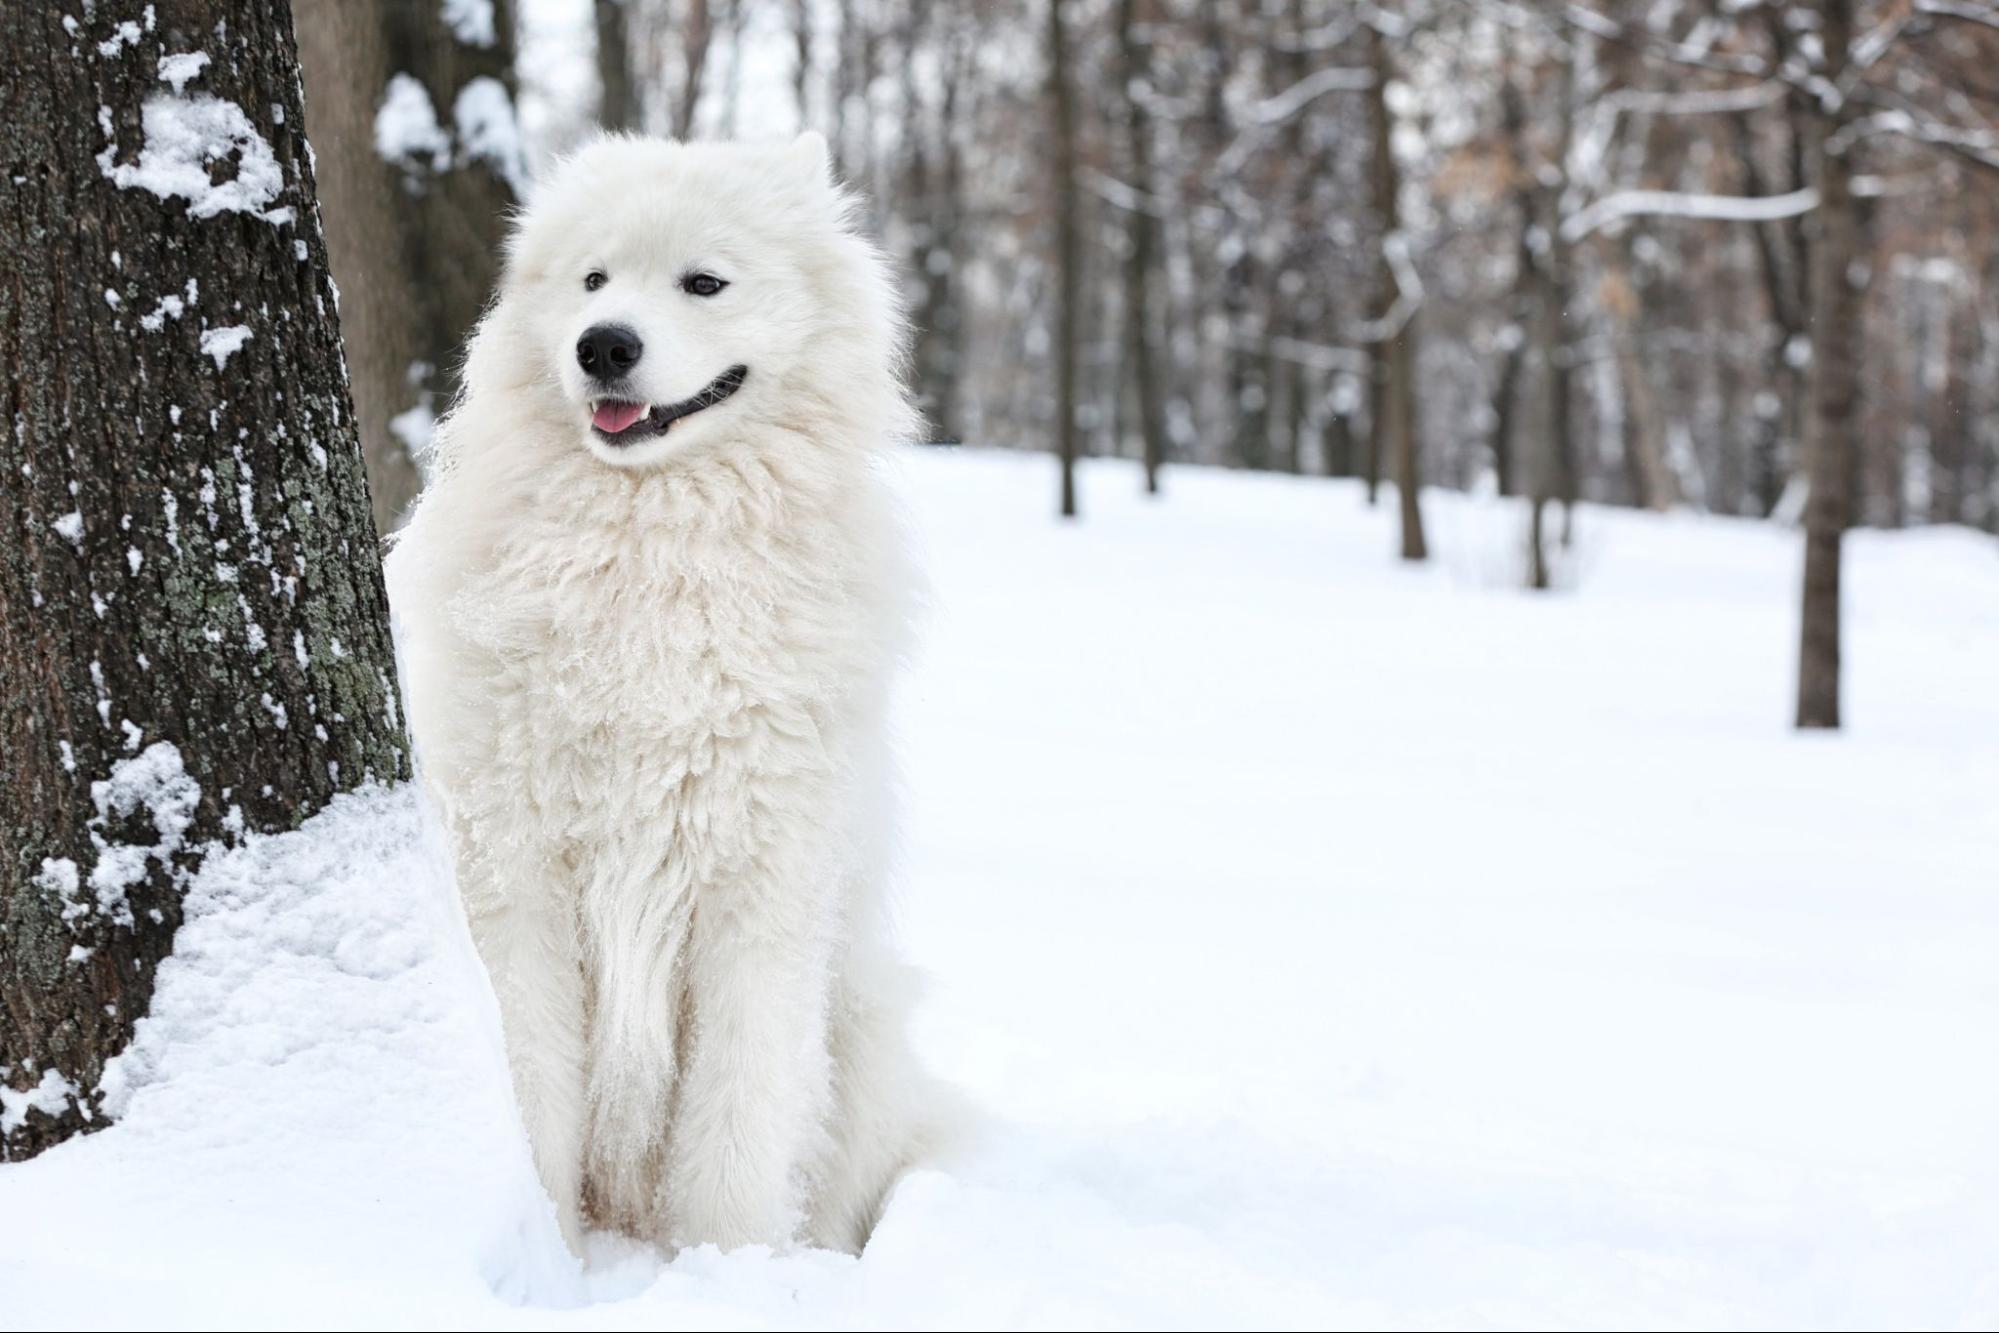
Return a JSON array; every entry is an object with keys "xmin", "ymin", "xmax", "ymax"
[
  {"xmin": 665, "ymin": 811, "xmax": 837, "ymax": 1251},
  {"xmin": 461, "ymin": 841, "xmax": 590, "ymax": 1256}
]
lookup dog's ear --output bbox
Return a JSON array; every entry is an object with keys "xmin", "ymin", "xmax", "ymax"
[{"xmin": 785, "ymin": 131, "xmax": 833, "ymax": 189}]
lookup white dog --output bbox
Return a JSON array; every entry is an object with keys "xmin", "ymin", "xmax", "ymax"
[{"xmin": 385, "ymin": 133, "xmax": 938, "ymax": 1257}]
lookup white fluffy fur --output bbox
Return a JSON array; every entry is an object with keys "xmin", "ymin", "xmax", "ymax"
[{"xmin": 385, "ymin": 134, "xmax": 939, "ymax": 1256}]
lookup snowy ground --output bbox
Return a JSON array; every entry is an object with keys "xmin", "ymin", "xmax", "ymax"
[{"xmin": 4, "ymin": 448, "xmax": 1996, "ymax": 1330}]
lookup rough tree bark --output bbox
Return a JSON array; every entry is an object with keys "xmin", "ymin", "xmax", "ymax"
[
  {"xmin": 595, "ymin": 0, "xmax": 641, "ymax": 131},
  {"xmin": 294, "ymin": 0, "xmax": 519, "ymax": 532},
  {"xmin": 1048, "ymin": 0, "xmax": 1080, "ymax": 518},
  {"xmin": 1116, "ymin": 0, "xmax": 1167, "ymax": 494},
  {"xmin": 1367, "ymin": 20, "xmax": 1426, "ymax": 560},
  {"xmin": 1796, "ymin": 0, "xmax": 1860, "ymax": 730},
  {"xmin": 0, "ymin": 0, "xmax": 409, "ymax": 1160}
]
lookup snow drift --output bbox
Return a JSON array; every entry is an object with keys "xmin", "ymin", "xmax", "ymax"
[{"xmin": 2, "ymin": 448, "xmax": 1995, "ymax": 1329}]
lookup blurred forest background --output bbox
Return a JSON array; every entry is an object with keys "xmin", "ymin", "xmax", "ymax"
[{"xmin": 304, "ymin": 0, "xmax": 1999, "ymax": 731}]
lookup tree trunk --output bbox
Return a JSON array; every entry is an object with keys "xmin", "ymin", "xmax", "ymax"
[
  {"xmin": 1531, "ymin": 44, "xmax": 1579, "ymax": 570},
  {"xmin": 675, "ymin": 0, "xmax": 717, "ymax": 140},
  {"xmin": 915, "ymin": 17, "xmax": 972, "ymax": 443},
  {"xmin": 1367, "ymin": 23, "xmax": 1425, "ymax": 560},
  {"xmin": 1603, "ymin": 264, "xmax": 1679, "ymax": 512},
  {"xmin": 294, "ymin": 0, "xmax": 519, "ymax": 532},
  {"xmin": 1492, "ymin": 52, "xmax": 1533, "ymax": 498},
  {"xmin": 1797, "ymin": 0, "xmax": 1860, "ymax": 730},
  {"xmin": 595, "ymin": 0, "xmax": 640, "ymax": 131},
  {"xmin": 1528, "ymin": 255, "xmax": 1574, "ymax": 588},
  {"xmin": 1117, "ymin": 0, "xmax": 1166, "ymax": 495},
  {"xmin": 1323, "ymin": 394, "xmax": 1355, "ymax": 478},
  {"xmin": 1048, "ymin": 0, "xmax": 1079, "ymax": 518},
  {"xmin": 789, "ymin": 0, "xmax": 813, "ymax": 130},
  {"xmin": 1490, "ymin": 334, "xmax": 1523, "ymax": 497},
  {"xmin": 0, "ymin": 0, "xmax": 409, "ymax": 1161}
]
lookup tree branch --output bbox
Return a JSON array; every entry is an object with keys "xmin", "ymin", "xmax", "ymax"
[{"xmin": 1561, "ymin": 187, "xmax": 1820, "ymax": 242}]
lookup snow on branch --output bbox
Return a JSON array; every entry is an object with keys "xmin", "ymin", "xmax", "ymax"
[
  {"xmin": 1351, "ymin": 233, "xmax": 1424, "ymax": 344},
  {"xmin": 1560, "ymin": 3, "xmax": 1773, "ymax": 78},
  {"xmin": 1245, "ymin": 65, "xmax": 1374, "ymax": 126},
  {"xmin": 1083, "ymin": 168, "xmax": 1229, "ymax": 230},
  {"xmin": 1561, "ymin": 187, "xmax": 1819, "ymax": 241},
  {"xmin": 1241, "ymin": 333, "xmax": 1370, "ymax": 375},
  {"xmin": 1602, "ymin": 81, "xmax": 1785, "ymax": 116},
  {"xmin": 1839, "ymin": 106, "xmax": 1999, "ymax": 173},
  {"xmin": 1215, "ymin": 66, "xmax": 1373, "ymax": 178}
]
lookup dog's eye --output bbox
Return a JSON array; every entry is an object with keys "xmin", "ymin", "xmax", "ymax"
[
  {"xmin": 682, "ymin": 272, "xmax": 728, "ymax": 298},
  {"xmin": 583, "ymin": 270, "xmax": 608, "ymax": 292}
]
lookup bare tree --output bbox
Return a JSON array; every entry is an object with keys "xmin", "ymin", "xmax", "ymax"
[
  {"xmin": 1796, "ymin": 0, "xmax": 1861, "ymax": 729},
  {"xmin": 1367, "ymin": 17, "xmax": 1426, "ymax": 560},
  {"xmin": 0, "ymin": 0, "xmax": 408, "ymax": 1159},
  {"xmin": 1049, "ymin": 0, "xmax": 1081, "ymax": 518},
  {"xmin": 1117, "ymin": 0, "xmax": 1168, "ymax": 493}
]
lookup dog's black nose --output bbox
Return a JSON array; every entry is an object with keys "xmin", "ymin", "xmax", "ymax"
[{"xmin": 577, "ymin": 324, "xmax": 643, "ymax": 379}]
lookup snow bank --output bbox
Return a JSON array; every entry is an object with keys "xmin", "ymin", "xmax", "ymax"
[
  {"xmin": 2, "ymin": 450, "xmax": 1995, "ymax": 1328},
  {"xmin": 1, "ymin": 785, "xmax": 576, "ymax": 1323}
]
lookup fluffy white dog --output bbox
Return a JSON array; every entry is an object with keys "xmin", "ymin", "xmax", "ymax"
[{"xmin": 386, "ymin": 133, "xmax": 938, "ymax": 1257}]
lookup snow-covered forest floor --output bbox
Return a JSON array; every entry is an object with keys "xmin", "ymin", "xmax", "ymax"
[{"xmin": 4, "ymin": 448, "xmax": 1995, "ymax": 1330}]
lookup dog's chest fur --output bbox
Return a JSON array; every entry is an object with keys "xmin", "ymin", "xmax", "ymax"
[{"xmin": 441, "ymin": 449, "xmax": 888, "ymax": 862}]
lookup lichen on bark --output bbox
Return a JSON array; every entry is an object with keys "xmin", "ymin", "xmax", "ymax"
[{"xmin": 0, "ymin": 1, "xmax": 409, "ymax": 1160}]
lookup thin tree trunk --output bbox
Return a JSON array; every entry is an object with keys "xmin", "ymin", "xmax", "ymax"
[
  {"xmin": 1603, "ymin": 264, "xmax": 1679, "ymax": 511},
  {"xmin": 1323, "ymin": 394, "xmax": 1355, "ymax": 477},
  {"xmin": 674, "ymin": 0, "xmax": 716, "ymax": 140},
  {"xmin": 1528, "ymin": 494, "xmax": 1552, "ymax": 590},
  {"xmin": 1048, "ymin": 0, "xmax": 1079, "ymax": 518},
  {"xmin": 295, "ymin": 0, "xmax": 518, "ymax": 531},
  {"xmin": 789, "ymin": 0, "xmax": 812, "ymax": 129},
  {"xmin": 1797, "ymin": 0, "xmax": 1860, "ymax": 730},
  {"xmin": 594, "ymin": 0, "xmax": 640, "ymax": 131},
  {"xmin": 1538, "ymin": 47, "xmax": 1579, "ymax": 560},
  {"xmin": 1117, "ymin": 0, "xmax": 1166, "ymax": 494},
  {"xmin": 0, "ymin": 0, "xmax": 409, "ymax": 1160},
  {"xmin": 1490, "ymin": 334, "xmax": 1523, "ymax": 496},
  {"xmin": 916, "ymin": 16, "xmax": 971, "ymax": 443},
  {"xmin": 1492, "ymin": 49, "xmax": 1533, "ymax": 498},
  {"xmin": 1363, "ymin": 22, "xmax": 1392, "ymax": 506},
  {"xmin": 1527, "ymin": 177, "xmax": 1572, "ymax": 589},
  {"xmin": 1735, "ymin": 111, "xmax": 1806, "ymax": 516},
  {"xmin": 1368, "ymin": 22, "xmax": 1425, "ymax": 559}
]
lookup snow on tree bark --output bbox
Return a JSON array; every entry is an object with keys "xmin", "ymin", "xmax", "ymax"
[{"xmin": 0, "ymin": 0, "xmax": 409, "ymax": 1159}]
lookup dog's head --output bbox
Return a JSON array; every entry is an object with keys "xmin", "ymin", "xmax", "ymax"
[{"xmin": 494, "ymin": 133, "xmax": 894, "ymax": 469}]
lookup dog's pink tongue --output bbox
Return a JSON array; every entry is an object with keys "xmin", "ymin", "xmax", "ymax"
[{"xmin": 593, "ymin": 401, "xmax": 647, "ymax": 434}]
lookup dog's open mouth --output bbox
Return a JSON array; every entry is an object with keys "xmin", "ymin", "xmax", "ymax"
[{"xmin": 591, "ymin": 365, "xmax": 749, "ymax": 442}]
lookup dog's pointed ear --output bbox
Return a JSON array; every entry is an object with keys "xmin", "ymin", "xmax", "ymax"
[{"xmin": 786, "ymin": 131, "xmax": 832, "ymax": 188}]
